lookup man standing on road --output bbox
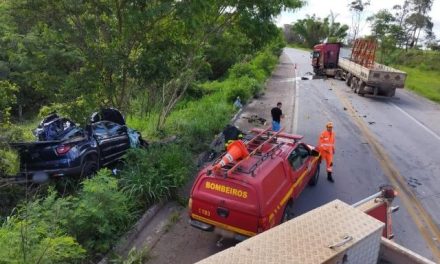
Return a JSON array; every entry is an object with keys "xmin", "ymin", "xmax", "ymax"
[
  {"xmin": 271, "ymin": 102, "xmax": 284, "ymax": 132},
  {"xmin": 318, "ymin": 122, "xmax": 336, "ymax": 182}
]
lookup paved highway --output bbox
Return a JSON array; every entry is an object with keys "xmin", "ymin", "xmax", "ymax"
[
  {"xmin": 143, "ymin": 48, "xmax": 439, "ymax": 263},
  {"xmin": 284, "ymin": 47, "xmax": 440, "ymax": 261}
]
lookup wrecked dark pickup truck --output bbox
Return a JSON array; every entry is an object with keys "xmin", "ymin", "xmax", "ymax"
[{"xmin": 10, "ymin": 108, "xmax": 146, "ymax": 183}]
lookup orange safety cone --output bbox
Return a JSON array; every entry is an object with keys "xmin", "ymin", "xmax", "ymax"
[{"xmin": 213, "ymin": 140, "xmax": 249, "ymax": 171}]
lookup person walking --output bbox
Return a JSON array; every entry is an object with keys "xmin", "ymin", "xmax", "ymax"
[
  {"xmin": 318, "ymin": 122, "xmax": 336, "ymax": 182},
  {"xmin": 271, "ymin": 102, "xmax": 284, "ymax": 132}
]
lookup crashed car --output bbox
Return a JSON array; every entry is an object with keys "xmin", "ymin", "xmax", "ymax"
[{"xmin": 11, "ymin": 108, "xmax": 146, "ymax": 183}]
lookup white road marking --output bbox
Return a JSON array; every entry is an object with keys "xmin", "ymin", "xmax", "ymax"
[
  {"xmin": 293, "ymin": 68, "xmax": 300, "ymax": 134},
  {"xmin": 277, "ymin": 77, "xmax": 311, "ymax": 83},
  {"xmin": 390, "ymin": 102, "xmax": 440, "ymax": 142}
]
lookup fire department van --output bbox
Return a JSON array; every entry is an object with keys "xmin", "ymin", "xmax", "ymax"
[{"xmin": 189, "ymin": 127, "xmax": 321, "ymax": 240}]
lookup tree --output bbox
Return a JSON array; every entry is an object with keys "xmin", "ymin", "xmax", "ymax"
[
  {"xmin": 1, "ymin": 0, "xmax": 304, "ymax": 129},
  {"xmin": 291, "ymin": 14, "xmax": 349, "ymax": 48},
  {"xmin": 349, "ymin": 0, "xmax": 370, "ymax": 43},
  {"xmin": 368, "ymin": 10, "xmax": 408, "ymax": 63}
]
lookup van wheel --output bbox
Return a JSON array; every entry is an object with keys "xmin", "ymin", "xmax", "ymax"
[
  {"xmin": 308, "ymin": 164, "xmax": 320, "ymax": 186},
  {"xmin": 81, "ymin": 159, "xmax": 98, "ymax": 178},
  {"xmin": 281, "ymin": 201, "xmax": 295, "ymax": 223}
]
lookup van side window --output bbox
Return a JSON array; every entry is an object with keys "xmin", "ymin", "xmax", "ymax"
[
  {"xmin": 288, "ymin": 145, "xmax": 310, "ymax": 171},
  {"xmin": 288, "ymin": 149, "xmax": 301, "ymax": 171},
  {"xmin": 297, "ymin": 144, "xmax": 310, "ymax": 163}
]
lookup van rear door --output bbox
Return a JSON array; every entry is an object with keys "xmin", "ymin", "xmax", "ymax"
[{"xmin": 190, "ymin": 173, "xmax": 259, "ymax": 237}]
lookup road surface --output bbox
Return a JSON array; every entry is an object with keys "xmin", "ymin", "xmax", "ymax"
[{"xmin": 141, "ymin": 48, "xmax": 440, "ymax": 263}]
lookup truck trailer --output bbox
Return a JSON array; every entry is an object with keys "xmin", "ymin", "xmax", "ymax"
[{"xmin": 312, "ymin": 41, "xmax": 407, "ymax": 97}]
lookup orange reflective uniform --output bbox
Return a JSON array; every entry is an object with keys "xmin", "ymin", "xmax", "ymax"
[{"xmin": 318, "ymin": 130, "xmax": 335, "ymax": 173}]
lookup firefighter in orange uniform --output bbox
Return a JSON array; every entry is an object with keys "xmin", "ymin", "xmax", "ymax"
[{"xmin": 318, "ymin": 122, "xmax": 335, "ymax": 182}]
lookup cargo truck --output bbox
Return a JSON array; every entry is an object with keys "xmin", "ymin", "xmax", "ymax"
[{"xmin": 312, "ymin": 41, "xmax": 407, "ymax": 97}]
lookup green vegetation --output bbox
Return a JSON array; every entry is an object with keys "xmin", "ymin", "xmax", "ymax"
[
  {"xmin": 0, "ymin": 34, "xmax": 283, "ymax": 262},
  {"xmin": 289, "ymin": 14, "xmax": 349, "ymax": 48},
  {"xmin": 398, "ymin": 66, "xmax": 440, "ymax": 102}
]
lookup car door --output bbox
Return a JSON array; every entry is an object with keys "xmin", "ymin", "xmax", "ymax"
[
  {"xmin": 101, "ymin": 121, "xmax": 130, "ymax": 164},
  {"xmin": 287, "ymin": 144, "xmax": 313, "ymax": 199},
  {"xmin": 92, "ymin": 122, "xmax": 112, "ymax": 165}
]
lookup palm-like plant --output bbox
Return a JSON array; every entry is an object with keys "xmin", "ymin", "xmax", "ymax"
[{"xmin": 292, "ymin": 14, "xmax": 349, "ymax": 48}]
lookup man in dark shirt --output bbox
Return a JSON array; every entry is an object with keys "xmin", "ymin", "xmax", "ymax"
[{"xmin": 271, "ymin": 102, "xmax": 284, "ymax": 131}]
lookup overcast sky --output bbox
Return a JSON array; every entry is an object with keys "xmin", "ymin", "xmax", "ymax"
[{"xmin": 276, "ymin": 0, "xmax": 440, "ymax": 40}]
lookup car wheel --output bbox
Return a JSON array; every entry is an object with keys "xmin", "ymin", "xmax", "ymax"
[
  {"xmin": 308, "ymin": 164, "xmax": 320, "ymax": 186},
  {"xmin": 81, "ymin": 160, "xmax": 98, "ymax": 178},
  {"xmin": 281, "ymin": 201, "xmax": 295, "ymax": 223}
]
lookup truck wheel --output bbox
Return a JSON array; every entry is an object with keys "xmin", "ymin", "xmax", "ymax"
[
  {"xmin": 351, "ymin": 78, "xmax": 358, "ymax": 91},
  {"xmin": 358, "ymin": 81, "xmax": 366, "ymax": 95},
  {"xmin": 345, "ymin": 74, "xmax": 352, "ymax": 87},
  {"xmin": 81, "ymin": 159, "xmax": 98, "ymax": 178},
  {"xmin": 308, "ymin": 164, "xmax": 320, "ymax": 186},
  {"xmin": 281, "ymin": 201, "xmax": 295, "ymax": 223},
  {"xmin": 387, "ymin": 89, "xmax": 396, "ymax": 97}
]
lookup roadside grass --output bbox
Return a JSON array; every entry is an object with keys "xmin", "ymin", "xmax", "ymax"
[
  {"xmin": 397, "ymin": 66, "xmax": 440, "ymax": 103},
  {"xmin": 123, "ymin": 247, "xmax": 152, "ymax": 264}
]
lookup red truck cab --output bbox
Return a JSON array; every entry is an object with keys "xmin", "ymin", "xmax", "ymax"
[
  {"xmin": 312, "ymin": 43, "xmax": 341, "ymax": 76},
  {"xmin": 189, "ymin": 128, "xmax": 321, "ymax": 240}
]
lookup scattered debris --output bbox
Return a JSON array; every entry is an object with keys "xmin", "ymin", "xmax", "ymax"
[
  {"xmin": 242, "ymin": 115, "xmax": 267, "ymax": 125},
  {"xmin": 407, "ymin": 178, "xmax": 422, "ymax": 188}
]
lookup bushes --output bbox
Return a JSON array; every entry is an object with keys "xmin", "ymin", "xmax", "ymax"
[
  {"xmin": 68, "ymin": 170, "xmax": 133, "ymax": 253},
  {"xmin": 0, "ymin": 218, "xmax": 86, "ymax": 264},
  {"xmin": 0, "ymin": 169, "xmax": 135, "ymax": 261},
  {"xmin": 120, "ymin": 145, "xmax": 194, "ymax": 206},
  {"xmin": 0, "ymin": 191, "xmax": 86, "ymax": 263}
]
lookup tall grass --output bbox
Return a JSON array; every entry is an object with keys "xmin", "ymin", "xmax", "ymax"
[
  {"xmin": 397, "ymin": 66, "xmax": 440, "ymax": 102},
  {"xmin": 120, "ymin": 145, "xmax": 194, "ymax": 206}
]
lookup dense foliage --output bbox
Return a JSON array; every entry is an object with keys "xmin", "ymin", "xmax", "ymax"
[
  {"xmin": 0, "ymin": 29, "xmax": 284, "ymax": 262},
  {"xmin": 290, "ymin": 14, "xmax": 349, "ymax": 48},
  {"xmin": 0, "ymin": 0, "xmax": 302, "ymax": 128}
]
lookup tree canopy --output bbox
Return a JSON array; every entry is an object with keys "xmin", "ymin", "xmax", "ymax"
[
  {"xmin": 291, "ymin": 14, "xmax": 349, "ymax": 48},
  {"xmin": 0, "ymin": 0, "xmax": 304, "ymax": 128}
]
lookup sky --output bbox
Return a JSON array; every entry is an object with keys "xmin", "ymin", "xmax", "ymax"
[{"xmin": 275, "ymin": 0, "xmax": 440, "ymax": 40}]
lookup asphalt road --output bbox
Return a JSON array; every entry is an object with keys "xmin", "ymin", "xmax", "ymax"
[
  {"xmin": 284, "ymin": 47, "xmax": 440, "ymax": 261},
  {"xmin": 143, "ymin": 48, "xmax": 440, "ymax": 263}
]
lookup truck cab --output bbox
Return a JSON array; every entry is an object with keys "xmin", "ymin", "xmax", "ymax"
[
  {"xmin": 189, "ymin": 128, "xmax": 321, "ymax": 240},
  {"xmin": 312, "ymin": 43, "xmax": 341, "ymax": 76}
]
